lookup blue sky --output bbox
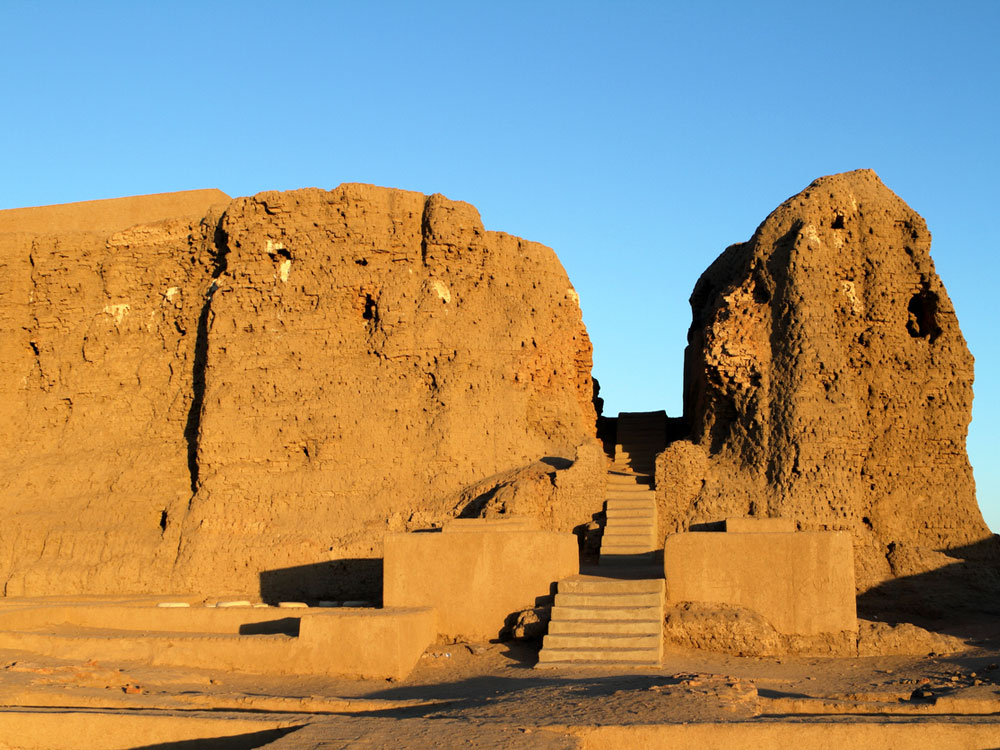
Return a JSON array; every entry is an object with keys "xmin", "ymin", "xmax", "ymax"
[{"xmin": 3, "ymin": 1, "xmax": 998, "ymax": 530}]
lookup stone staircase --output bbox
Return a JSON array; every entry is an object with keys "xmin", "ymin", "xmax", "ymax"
[
  {"xmin": 601, "ymin": 472, "xmax": 657, "ymax": 565},
  {"xmin": 537, "ymin": 411, "xmax": 668, "ymax": 669},
  {"xmin": 600, "ymin": 411, "xmax": 666, "ymax": 566},
  {"xmin": 536, "ymin": 575, "xmax": 664, "ymax": 667}
]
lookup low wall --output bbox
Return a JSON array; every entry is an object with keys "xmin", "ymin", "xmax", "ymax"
[
  {"xmin": 383, "ymin": 526, "xmax": 579, "ymax": 641},
  {"xmin": 297, "ymin": 608, "xmax": 436, "ymax": 680},
  {"xmin": 0, "ymin": 602, "xmax": 301, "ymax": 633},
  {"xmin": 0, "ymin": 713, "xmax": 299, "ymax": 750},
  {"xmin": 664, "ymin": 531, "xmax": 856, "ymax": 635},
  {"xmin": 569, "ymin": 721, "xmax": 1000, "ymax": 749},
  {"xmin": 0, "ymin": 603, "xmax": 434, "ymax": 681}
]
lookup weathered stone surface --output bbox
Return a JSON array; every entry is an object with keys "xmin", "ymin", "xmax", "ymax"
[
  {"xmin": 448, "ymin": 441, "xmax": 606, "ymax": 533},
  {"xmin": 662, "ymin": 603, "xmax": 964, "ymax": 657},
  {"xmin": 0, "ymin": 191, "xmax": 229, "ymax": 595},
  {"xmin": 855, "ymin": 619, "xmax": 966, "ymax": 657},
  {"xmin": 664, "ymin": 531, "xmax": 857, "ymax": 636},
  {"xmin": 0, "ymin": 185, "xmax": 601, "ymax": 598},
  {"xmin": 658, "ymin": 169, "xmax": 991, "ymax": 591}
]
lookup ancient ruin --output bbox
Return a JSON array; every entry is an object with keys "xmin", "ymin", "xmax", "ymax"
[
  {"xmin": 0, "ymin": 185, "xmax": 603, "ymax": 600},
  {"xmin": 658, "ymin": 169, "xmax": 993, "ymax": 590},
  {"xmin": 1, "ymin": 171, "xmax": 999, "ymax": 748}
]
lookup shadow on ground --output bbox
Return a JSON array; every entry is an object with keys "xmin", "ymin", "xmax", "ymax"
[
  {"xmin": 354, "ymin": 673, "xmax": 688, "ymax": 719},
  {"xmin": 857, "ymin": 536, "xmax": 1000, "ymax": 640},
  {"xmin": 130, "ymin": 725, "xmax": 303, "ymax": 750}
]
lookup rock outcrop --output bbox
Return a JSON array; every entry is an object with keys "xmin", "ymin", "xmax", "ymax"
[
  {"xmin": 0, "ymin": 186, "xmax": 602, "ymax": 599},
  {"xmin": 659, "ymin": 169, "xmax": 992, "ymax": 590}
]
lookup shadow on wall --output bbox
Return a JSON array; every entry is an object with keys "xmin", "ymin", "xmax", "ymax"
[
  {"xmin": 259, "ymin": 559, "xmax": 383, "ymax": 605},
  {"xmin": 857, "ymin": 536, "xmax": 1000, "ymax": 635}
]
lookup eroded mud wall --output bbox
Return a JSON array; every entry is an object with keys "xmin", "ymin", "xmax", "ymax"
[
  {"xmin": 0, "ymin": 191, "xmax": 230, "ymax": 595},
  {"xmin": 658, "ymin": 170, "xmax": 990, "ymax": 590},
  {"xmin": 174, "ymin": 185, "xmax": 600, "ymax": 597},
  {"xmin": 0, "ymin": 186, "xmax": 601, "ymax": 598}
]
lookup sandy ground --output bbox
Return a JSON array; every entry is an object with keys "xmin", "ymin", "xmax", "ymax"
[{"xmin": 3, "ymin": 625, "xmax": 1000, "ymax": 749}]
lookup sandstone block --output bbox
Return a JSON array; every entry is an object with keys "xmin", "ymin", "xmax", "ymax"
[
  {"xmin": 664, "ymin": 531, "xmax": 857, "ymax": 636},
  {"xmin": 383, "ymin": 528, "xmax": 578, "ymax": 641}
]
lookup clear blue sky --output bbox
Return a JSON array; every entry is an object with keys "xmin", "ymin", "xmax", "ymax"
[{"xmin": 3, "ymin": 1, "xmax": 997, "ymax": 531}]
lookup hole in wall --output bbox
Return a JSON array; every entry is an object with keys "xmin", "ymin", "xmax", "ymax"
[
  {"xmin": 906, "ymin": 285, "xmax": 942, "ymax": 343},
  {"xmin": 362, "ymin": 293, "xmax": 377, "ymax": 321},
  {"xmin": 831, "ymin": 214, "xmax": 845, "ymax": 229},
  {"xmin": 752, "ymin": 276, "xmax": 771, "ymax": 304},
  {"xmin": 159, "ymin": 510, "xmax": 168, "ymax": 532}
]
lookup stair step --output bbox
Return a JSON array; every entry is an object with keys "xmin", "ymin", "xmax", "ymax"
[
  {"xmin": 555, "ymin": 591, "xmax": 661, "ymax": 607},
  {"xmin": 605, "ymin": 506, "xmax": 655, "ymax": 516},
  {"xmin": 606, "ymin": 496, "xmax": 655, "ymax": 506},
  {"xmin": 537, "ymin": 647, "xmax": 659, "ymax": 663},
  {"xmin": 605, "ymin": 515, "xmax": 655, "ymax": 524},
  {"xmin": 606, "ymin": 477, "xmax": 651, "ymax": 487},
  {"xmin": 606, "ymin": 509, "xmax": 655, "ymax": 521},
  {"xmin": 603, "ymin": 522, "xmax": 655, "ymax": 531},
  {"xmin": 535, "ymin": 659, "xmax": 661, "ymax": 670},
  {"xmin": 601, "ymin": 552, "xmax": 656, "ymax": 561},
  {"xmin": 599, "ymin": 554, "xmax": 657, "ymax": 566},
  {"xmin": 603, "ymin": 525, "xmax": 655, "ymax": 536},
  {"xmin": 551, "ymin": 605, "xmax": 661, "ymax": 621},
  {"xmin": 549, "ymin": 618, "xmax": 662, "ymax": 635},
  {"xmin": 601, "ymin": 535, "xmax": 655, "ymax": 547},
  {"xmin": 601, "ymin": 544, "xmax": 657, "ymax": 562},
  {"xmin": 558, "ymin": 578, "xmax": 664, "ymax": 595},
  {"xmin": 605, "ymin": 509, "xmax": 655, "ymax": 517},
  {"xmin": 604, "ymin": 522, "xmax": 655, "ymax": 533},
  {"xmin": 606, "ymin": 489, "xmax": 655, "ymax": 497},
  {"xmin": 543, "ymin": 633, "xmax": 660, "ymax": 650}
]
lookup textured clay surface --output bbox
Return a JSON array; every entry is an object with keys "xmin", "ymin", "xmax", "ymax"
[
  {"xmin": 0, "ymin": 185, "xmax": 602, "ymax": 599},
  {"xmin": 658, "ymin": 169, "xmax": 992, "ymax": 591},
  {"xmin": 0, "ymin": 191, "xmax": 230, "ymax": 596}
]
